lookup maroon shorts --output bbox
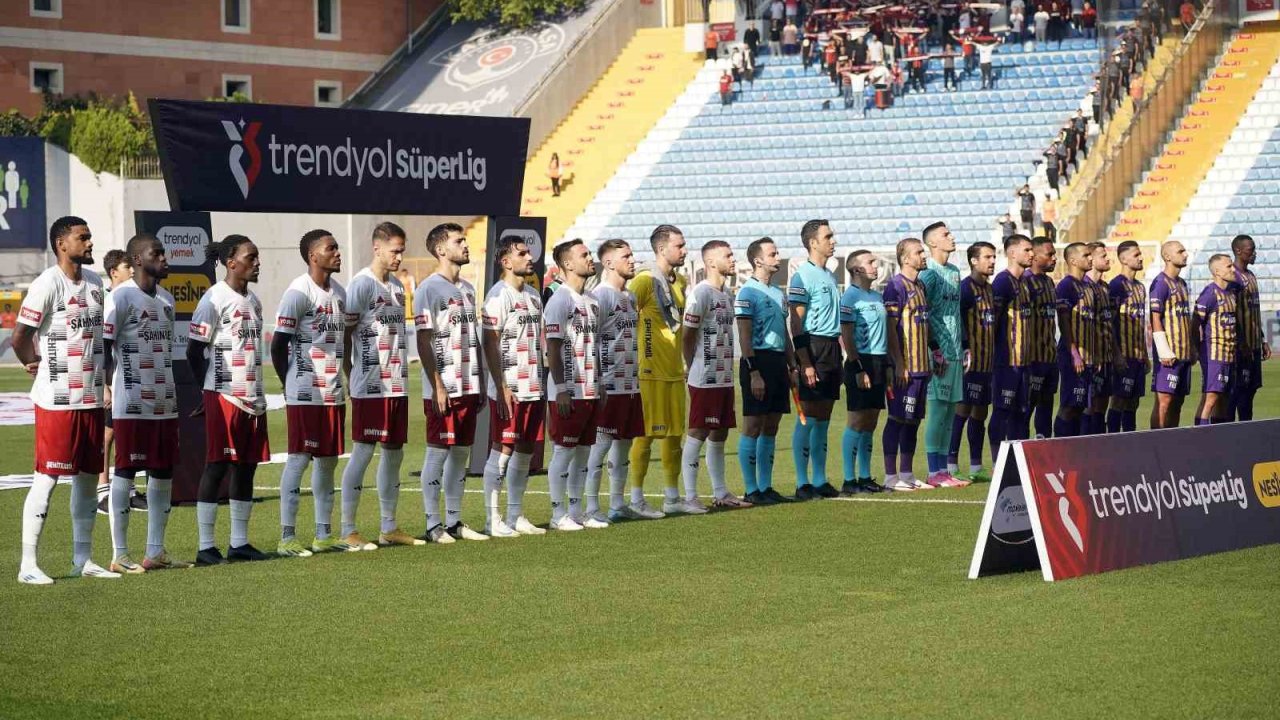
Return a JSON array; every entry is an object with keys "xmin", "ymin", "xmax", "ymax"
[
  {"xmin": 688, "ymin": 386, "xmax": 737, "ymax": 431},
  {"xmin": 350, "ymin": 396, "xmax": 409, "ymax": 445},
  {"xmin": 424, "ymin": 395, "xmax": 482, "ymax": 447},
  {"xmin": 548, "ymin": 398, "xmax": 601, "ymax": 447},
  {"xmin": 286, "ymin": 404, "xmax": 346, "ymax": 457},
  {"xmin": 113, "ymin": 417, "xmax": 179, "ymax": 471},
  {"xmin": 35, "ymin": 407, "xmax": 105, "ymax": 476},
  {"xmin": 489, "ymin": 398, "xmax": 545, "ymax": 445},
  {"xmin": 203, "ymin": 391, "xmax": 271, "ymax": 464},
  {"xmin": 596, "ymin": 393, "xmax": 646, "ymax": 440}
]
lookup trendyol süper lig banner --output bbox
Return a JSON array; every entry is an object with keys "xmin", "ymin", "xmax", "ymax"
[
  {"xmin": 970, "ymin": 420, "xmax": 1280, "ymax": 581},
  {"xmin": 147, "ymin": 99, "xmax": 530, "ymax": 216}
]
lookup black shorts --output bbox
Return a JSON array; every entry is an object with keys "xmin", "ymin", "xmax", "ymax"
[
  {"xmin": 845, "ymin": 355, "xmax": 888, "ymax": 411},
  {"xmin": 740, "ymin": 350, "xmax": 791, "ymax": 416},
  {"xmin": 798, "ymin": 335, "xmax": 842, "ymax": 402}
]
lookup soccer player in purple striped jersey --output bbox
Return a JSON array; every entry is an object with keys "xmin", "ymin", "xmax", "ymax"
[
  {"xmin": 882, "ymin": 238, "xmax": 938, "ymax": 492},
  {"xmin": 1193, "ymin": 254, "xmax": 1238, "ymax": 425},
  {"xmin": 1025, "ymin": 237, "xmax": 1058, "ymax": 438},
  {"xmin": 1052, "ymin": 243, "xmax": 1099, "ymax": 438},
  {"xmin": 1083, "ymin": 241, "xmax": 1121, "ymax": 435},
  {"xmin": 988, "ymin": 235, "xmax": 1036, "ymax": 460},
  {"xmin": 1106, "ymin": 241, "xmax": 1149, "ymax": 433},
  {"xmin": 1150, "ymin": 241, "xmax": 1194, "ymax": 429},
  {"xmin": 1228, "ymin": 234, "xmax": 1269, "ymax": 421},
  {"xmin": 948, "ymin": 241, "xmax": 996, "ymax": 482}
]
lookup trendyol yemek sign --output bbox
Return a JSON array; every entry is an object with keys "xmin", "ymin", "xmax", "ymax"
[
  {"xmin": 148, "ymin": 99, "xmax": 529, "ymax": 216},
  {"xmin": 970, "ymin": 420, "xmax": 1280, "ymax": 581}
]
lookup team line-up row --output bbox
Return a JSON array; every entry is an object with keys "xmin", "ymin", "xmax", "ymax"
[{"xmin": 11, "ymin": 217, "xmax": 1267, "ymax": 584}]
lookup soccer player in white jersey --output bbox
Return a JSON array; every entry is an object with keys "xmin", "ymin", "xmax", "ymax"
[
  {"xmin": 544, "ymin": 240, "xmax": 606, "ymax": 531},
  {"xmin": 14, "ymin": 216, "xmax": 114, "ymax": 584},
  {"xmin": 341, "ymin": 222, "xmax": 423, "ymax": 547},
  {"xmin": 680, "ymin": 240, "xmax": 751, "ymax": 511},
  {"xmin": 587, "ymin": 239, "xmax": 647, "ymax": 524},
  {"xmin": 271, "ymin": 229, "xmax": 353, "ymax": 557},
  {"xmin": 480, "ymin": 237, "xmax": 547, "ymax": 538},
  {"xmin": 187, "ymin": 235, "xmax": 271, "ymax": 565},
  {"xmin": 102, "ymin": 233, "xmax": 189, "ymax": 573},
  {"xmin": 415, "ymin": 223, "xmax": 489, "ymax": 543}
]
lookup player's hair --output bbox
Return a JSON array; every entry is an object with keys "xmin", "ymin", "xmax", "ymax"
[
  {"xmin": 300, "ymin": 229, "xmax": 333, "ymax": 263},
  {"xmin": 49, "ymin": 215, "xmax": 88, "ymax": 253},
  {"xmin": 1086, "ymin": 241, "xmax": 1107, "ymax": 254},
  {"xmin": 597, "ymin": 238, "xmax": 630, "ymax": 261},
  {"xmin": 125, "ymin": 232, "xmax": 161, "ymax": 261},
  {"xmin": 553, "ymin": 239, "xmax": 585, "ymax": 271},
  {"xmin": 493, "ymin": 236, "xmax": 525, "ymax": 274},
  {"xmin": 425, "ymin": 222, "xmax": 464, "ymax": 259},
  {"xmin": 1031, "ymin": 235, "xmax": 1054, "ymax": 249},
  {"xmin": 846, "ymin": 249, "xmax": 871, "ymax": 281},
  {"xmin": 650, "ymin": 224, "xmax": 683, "ymax": 253},
  {"xmin": 1116, "ymin": 240, "xmax": 1140, "ymax": 257},
  {"xmin": 800, "ymin": 219, "xmax": 830, "ymax": 250},
  {"xmin": 1208, "ymin": 253, "xmax": 1232, "ymax": 268},
  {"xmin": 922, "ymin": 221, "xmax": 948, "ymax": 244},
  {"xmin": 372, "ymin": 221, "xmax": 406, "ymax": 244},
  {"xmin": 1004, "ymin": 233, "xmax": 1032, "ymax": 251},
  {"xmin": 1231, "ymin": 234, "xmax": 1254, "ymax": 253},
  {"xmin": 746, "ymin": 237, "xmax": 775, "ymax": 267},
  {"xmin": 206, "ymin": 234, "xmax": 254, "ymax": 266},
  {"xmin": 895, "ymin": 237, "xmax": 922, "ymax": 263},
  {"xmin": 967, "ymin": 241, "xmax": 996, "ymax": 267},
  {"xmin": 1064, "ymin": 242, "xmax": 1087, "ymax": 263},
  {"xmin": 103, "ymin": 249, "xmax": 128, "ymax": 272},
  {"xmin": 701, "ymin": 239, "xmax": 731, "ymax": 257}
]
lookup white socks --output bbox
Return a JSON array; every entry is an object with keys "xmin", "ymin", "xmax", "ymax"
[
  {"xmin": 681, "ymin": 435, "xmax": 704, "ymax": 501},
  {"xmin": 20, "ymin": 473, "xmax": 57, "ymax": 574},
  {"xmin": 197, "ymin": 501, "xmax": 218, "ymax": 550},
  {"xmin": 109, "ymin": 473, "xmax": 134, "ymax": 556},
  {"xmin": 145, "ymin": 476, "xmax": 172, "ymax": 560},
  {"xmin": 229, "ymin": 499, "xmax": 252, "ymax": 548},
  {"xmin": 707, "ymin": 440, "xmax": 727, "ymax": 499},
  {"xmin": 312, "ymin": 456, "xmax": 338, "ymax": 539},
  {"xmin": 279, "ymin": 452, "xmax": 310, "ymax": 540},
  {"xmin": 482, "ymin": 449, "xmax": 512, "ymax": 522},
  {"xmin": 377, "ymin": 447, "xmax": 403, "ymax": 534},
  {"xmin": 548, "ymin": 444, "xmax": 572, "ymax": 522},
  {"xmin": 421, "ymin": 446, "xmax": 448, "ymax": 529},
  {"xmin": 443, "ymin": 447, "xmax": 468, "ymax": 528},
  {"xmin": 586, "ymin": 433, "xmax": 612, "ymax": 515},
  {"xmin": 505, "ymin": 451, "xmax": 532, "ymax": 526},
  {"xmin": 340, "ymin": 441, "xmax": 376, "ymax": 537},
  {"xmin": 609, "ymin": 439, "xmax": 633, "ymax": 511},
  {"xmin": 569, "ymin": 445, "xmax": 590, "ymax": 520},
  {"xmin": 70, "ymin": 474, "xmax": 96, "ymax": 569}
]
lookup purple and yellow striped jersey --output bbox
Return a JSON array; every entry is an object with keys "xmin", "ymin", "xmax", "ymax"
[
  {"xmin": 1056, "ymin": 276, "xmax": 1101, "ymax": 365},
  {"xmin": 992, "ymin": 270, "xmax": 1035, "ymax": 368},
  {"xmin": 1195, "ymin": 283, "xmax": 1237, "ymax": 364},
  {"xmin": 1108, "ymin": 274, "xmax": 1148, "ymax": 362},
  {"xmin": 1087, "ymin": 276, "xmax": 1116, "ymax": 363},
  {"xmin": 1149, "ymin": 273, "xmax": 1193, "ymax": 361},
  {"xmin": 1025, "ymin": 271, "xmax": 1058, "ymax": 365},
  {"xmin": 961, "ymin": 276, "xmax": 996, "ymax": 374},
  {"xmin": 884, "ymin": 274, "xmax": 932, "ymax": 375},
  {"xmin": 1233, "ymin": 267, "xmax": 1262, "ymax": 355}
]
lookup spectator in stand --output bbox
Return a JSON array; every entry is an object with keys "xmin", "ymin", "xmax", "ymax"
[
  {"xmin": 742, "ymin": 44, "xmax": 756, "ymax": 85},
  {"xmin": 744, "ymin": 23, "xmax": 760, "ymax": 60},
  {"xmin": 0, "ymin": 303, "xmax": 16, "ymax": 329},
  {"xmin": 863, "ymin": 77, "xmax": 877, "ymax": 117},
  {"xmin": 769, "ymin": 21, "xmax": 783, "ymax": 56},
  {"xmin": 1106, "ymin": 51, "xmax": 1123, "ymax": 110},
  {"xmin": 974, "ymin": 36, "xmax": 1002, "ymax": 90},
  {"xmin": 1091, "ymin": 84, "xmax": 1105, "ymax": 123},
  {"xmin": 1057, "ymin": 0, "xmax": 1073, "ymax": 44},
  {"xmin": 1045, "ymin": 142, "xmax": 1062, "ymax": 191},
  {"xmin": 731, "ymin": 45, "xmax": 746, "ymax": 85},
  {"xmin": 801, "ymin": 36, "xmax": 813, "ymax": 72},
  {"xmin": 1009, "ymin": 6, "xmax": 1025, "ymax": 43},
  {"xmin": 958, "ymin": 7, "xmax": 972, "ymax": 34},
  {"xmin": 705, "ymin": 27, "xmax": 720, "ymax": 61},
  {"xmin": 548, "ymin": 153, "xmax": 562, "ymax": 197},
  {"xmin": 1180, "ymin": 0, "xmax": 1196, "ymax": 36},
  {"xmin": 1034, "ymin": 6, "xmax": 1050, "ymax": 44},
  {"xmin": 1081, "ymin": 2, "xmax": 1098, "ymax": 41},
  {"xmin": 998, "ymin": 214, "xmax": 1018, "ymax": 241},
  {"xmin": 851, "ymin": 33, "xmax": 868, "ymax": 65},
  {"xmin": 868, "ymin": 32, "xmax": 885, "ymax": 65},
  {"xmin": 891, "ymin": 61, "xmax": 906, "ymax": 98},
  {"xmin": 1071, "ymin": 0, "xmax": 1084, "ymax": 34},
  {"xmin": 783, "ymin": 20, "xmax": 799, "ymax": 55},
  {"xmin": 909, "ymin": 47, "xmax": 928, "ymax": 93},
  {"xmin": 823, "ymin": 37, "xmax": 838, "ymax": 73},
  {"xmin": 1018, "ymin": 184, "xmax": 1036, "ymax": 233},
  {"xmin": 719, "ymin": 70, "xmax": 733, "ymax": 105},
  {"xmin": 785, "ymin": 0, "xmax": 798, "ymax": 25},
  {"xmin": 1154, "ymin": 0, "xmax": 1167, "ymax": 44},
  {"xmin": 770, "ymin": 0, "xmax": 784, "ymax": 25},
  {"xmin": 1041, "ymin": 192, "xmax": 1058, "ymax": 242},
  {"xmin": 942, "ymin": 44, "xmax": 958, "ymax": 91},
  {"xmin": 1072, "ymin": 109, "xmax": 1089, "ymax": 158}
]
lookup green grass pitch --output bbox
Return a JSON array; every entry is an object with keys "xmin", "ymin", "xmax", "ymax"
[{"xmin": 0, "ymin": 365, "xmax": 1275, "ymax": 718}]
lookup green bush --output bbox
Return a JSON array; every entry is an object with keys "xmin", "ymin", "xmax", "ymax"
[
  {"xmin": 450, "ymin": 0, "xmax": 586, "ymax": 29},
  {"xmin": 0, "ymin": 92, "xmax": 154, "ymax": 175}
]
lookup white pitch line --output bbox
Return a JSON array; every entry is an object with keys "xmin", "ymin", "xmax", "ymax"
[{"xmin": 250, "ymin": 486, "xmax": 984, "ymax": 505}]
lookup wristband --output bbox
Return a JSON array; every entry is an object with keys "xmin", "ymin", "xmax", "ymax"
[
  {"xmin": 848, "ymin": 357, "xmax": 865, "ymax": 374},
  {"xmin": 744, "ymin": 356, "xmax": 757, "ymax": 373},
  {"xmin": 792, "ymin": 333, "xmax": 811, "ymax": 351}
]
